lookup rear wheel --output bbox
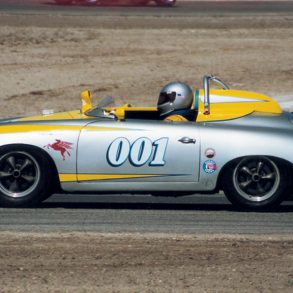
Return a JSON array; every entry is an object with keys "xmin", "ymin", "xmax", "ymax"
[
  {"xmin": 222, "ymin": 156, "xmax": 288, "ymax": 211},
  {"xmin": 0, "ymin": 146, "xmax": 53, "ymax": 207}
]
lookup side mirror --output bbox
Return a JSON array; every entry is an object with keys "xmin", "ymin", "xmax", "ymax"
[{"xmin": 203, "ymin": 75, "xmax": 230, "ymax": 115}]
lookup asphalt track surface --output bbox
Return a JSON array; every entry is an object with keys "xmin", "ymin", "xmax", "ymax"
[
  {"xmin": 0, "ymin": 194, "xmax": 292, "ymax": 233},
  {"xmin": 1, "ymin": 0, "xmax": 293, "ymax": 234},
  {"xmin": 1, "ymin": 0, "xmax": 293, "ymax": 16}
]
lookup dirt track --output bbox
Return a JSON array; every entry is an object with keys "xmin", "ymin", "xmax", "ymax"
[
  {"xmin": 0, "ymin": 14, "xmax": 293, "ymax": 118},
  {"xmin": 0, "ymin": 13, "xmax": 293, "ymax": 292},
  {"xmin": 1, "ymin": 233, "xmax": 293, "ymax": 292}
]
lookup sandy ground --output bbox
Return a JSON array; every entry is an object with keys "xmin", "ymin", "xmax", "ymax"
[
  {"xmin": 0, "ymin": 232, "xmax": 293, "ymax": 292},
  {"xmin": 0, "ymin": 14, "xmax": 293, "ymax": 118},
  {"xmin": 0, "ymin": 13, "xmax": 293, "ymax": 292}
]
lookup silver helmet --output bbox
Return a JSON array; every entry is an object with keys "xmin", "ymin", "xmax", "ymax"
[{"xmin": 157, "ymin": 82, "xmax": 193, "ymax": 116}]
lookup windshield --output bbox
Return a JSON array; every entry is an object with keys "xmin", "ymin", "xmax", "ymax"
[{"xmin": 86, "ymin": 96, "xmax": 116, "ymax": 118}]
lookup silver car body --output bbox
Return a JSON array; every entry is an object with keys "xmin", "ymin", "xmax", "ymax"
[
  {"xmin": 0, "ymin": 111, "xmax": 292, "ymax": 194},
  {"xmin": 0, "ymin": 75, "xmax": 292, "ymax": 209}
]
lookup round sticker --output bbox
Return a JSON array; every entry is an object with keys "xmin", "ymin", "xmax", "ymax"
[{"xmin": 203, "ymin": 160, "xmax": 218, "ymax": 174}]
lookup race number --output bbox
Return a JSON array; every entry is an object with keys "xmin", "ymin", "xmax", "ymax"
[{"xmin": 107, "ymin": 137, "xmax": 168, "ymax": 167}]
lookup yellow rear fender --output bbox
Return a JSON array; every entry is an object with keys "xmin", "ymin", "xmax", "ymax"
[{"xmin": 196, "ymin": 89, "xmax": 282, "ymax": 122}]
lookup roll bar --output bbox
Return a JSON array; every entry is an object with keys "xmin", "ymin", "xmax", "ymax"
[{"xmin": 203, "ymin": 75, "xmax": 230, "ymax": 115}]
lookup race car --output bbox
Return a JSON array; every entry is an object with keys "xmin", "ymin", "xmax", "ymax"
[
  {"xmin": 54, "ymin": 0, "xmax": 176, "ymax": 7},
  {"xmin": 0, "ymin": 75, "xmax": 292, "ymax": 210}
]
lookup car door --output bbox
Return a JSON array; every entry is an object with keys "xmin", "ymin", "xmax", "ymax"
[{"xmin": 77, "ymin": 119, "xmax": 200, "ymax": 186}]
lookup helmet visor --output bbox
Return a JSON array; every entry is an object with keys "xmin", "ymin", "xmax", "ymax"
[{"xmin": 158, "ymin": 91, "xmax": 176, "ymax": 105}]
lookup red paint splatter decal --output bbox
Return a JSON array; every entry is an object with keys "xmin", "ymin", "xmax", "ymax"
[{"xmin": 44, "ymin": 139, "xmax": 73, "ymax": 160}]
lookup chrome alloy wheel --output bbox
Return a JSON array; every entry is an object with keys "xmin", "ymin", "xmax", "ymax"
[
  {"xmin": 233, "ymin": 157, "xmax": 280, "ymax": 202},
  {"xmin": 0, "ymin": 151, "xmax": 41, "ymax": 198}
]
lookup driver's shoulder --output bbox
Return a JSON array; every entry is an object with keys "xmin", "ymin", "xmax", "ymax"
[{"xmin": 164, "ymin": 115, "xmax": 188, "ymax": 122}]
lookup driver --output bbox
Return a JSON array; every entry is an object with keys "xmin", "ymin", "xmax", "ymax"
[{"xmin": 157, "ymin": 81, "xmax": 195, "ymax": 122}]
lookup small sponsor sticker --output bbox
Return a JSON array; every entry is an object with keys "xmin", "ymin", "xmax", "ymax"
[
  {"xmin": 44, "ymin": 139, "xmax": 73, "ymax": 161},
  {"xmin": 203, "ymin": 160, "xmax": 218, "ymax": 174}
]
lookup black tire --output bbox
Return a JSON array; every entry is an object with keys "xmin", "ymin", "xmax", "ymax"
[
  {"xmin": 0, "ymin": 146, "xmax": 53, "ymax": 207},
  {"xmin": 154, "ymin": 0, "xmax": 176, "ymax": 7},
  {"xmin": 222, "ymin": 156, "xmax": 288, "ymax": 211}
]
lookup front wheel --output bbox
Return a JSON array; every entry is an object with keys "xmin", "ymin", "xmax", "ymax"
[
  {"xmin": 154, "ymin": 0, "xmax": 176, "ymax": 7},
  {"xmin": 222, "ymin": 156, "xmax": 288, "ymax": 211},
  {"xmin": 0, "ymin": 146, "xmax": 53, "ymax": 207}
]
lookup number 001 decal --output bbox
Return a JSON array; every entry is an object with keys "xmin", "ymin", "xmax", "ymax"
[{"xmin": 107, "ymin": 137, "xmax": 168, "ymax": 167}]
